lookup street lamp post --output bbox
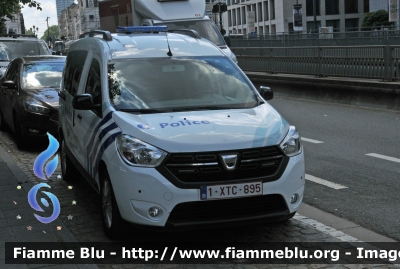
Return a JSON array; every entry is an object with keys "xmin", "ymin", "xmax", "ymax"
[{"xmin": 46, "ymin": 17, "xmax": 50, "ymax": 45}]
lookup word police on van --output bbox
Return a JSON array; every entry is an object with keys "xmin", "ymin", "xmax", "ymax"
[{"xmin": 58, "ymin": 26, "xmax": 305, "ymax": 238}]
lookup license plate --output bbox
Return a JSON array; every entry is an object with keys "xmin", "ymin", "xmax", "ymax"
[{"xmin": 200, "ymin": 182, "xmax": 263, "ymax": 200}]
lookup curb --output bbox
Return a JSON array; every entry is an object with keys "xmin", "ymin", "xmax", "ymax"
[{"xmin": 0, "ymin": 143, "xmax": 99, "ymax": 269}]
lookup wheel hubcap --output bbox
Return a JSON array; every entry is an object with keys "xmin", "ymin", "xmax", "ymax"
[{"xmin": 102, "ymin": 179, "xmax": 113, "ymax": 228}]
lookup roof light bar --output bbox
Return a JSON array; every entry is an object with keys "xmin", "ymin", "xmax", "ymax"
[{"xmin": 116, "ymin": 26, "xmax": 168, "ymax": 33}]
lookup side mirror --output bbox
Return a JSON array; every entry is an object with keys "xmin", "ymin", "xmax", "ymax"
[
  {"xmin": 259, "ymin": 86, "xmax": 273, "ymax": 100},
  {"xmin": 72, "ymin": 94, "xmax": 100, "ymax": 110},
  {"xmin": 223, "ymin": 35, "xmax": 231, "ymax": 47},
  {"xmin": 2, "ymin": 80, "xmax": 16, "ymax": 90}
]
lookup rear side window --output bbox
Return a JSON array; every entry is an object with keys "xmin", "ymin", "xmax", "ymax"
[{"xmin": 63, "ymin": 50, "xmax": 88, "ymax": 96}]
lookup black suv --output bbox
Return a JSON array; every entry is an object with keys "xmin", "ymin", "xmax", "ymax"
[{"xmin": 0, "ymin": 34, "xmax": 51, "ymax": 77}]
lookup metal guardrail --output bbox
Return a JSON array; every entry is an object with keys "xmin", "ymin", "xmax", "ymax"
[
  {"xmin": 231, "ymin": 45, "xmax": 400, "ymax": 81},
  {"xmin": 230, "ymin": 29, "xmax": 400, "ymax": 47}
]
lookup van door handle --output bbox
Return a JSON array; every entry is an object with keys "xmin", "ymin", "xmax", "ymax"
[{"xmin": 77, "ymin": 114, "xmax": 82, "ymax": 119}]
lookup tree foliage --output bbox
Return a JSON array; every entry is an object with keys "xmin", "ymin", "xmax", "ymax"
[
  {"xmin": 0, "ymin": 0, "xmax": 42, "ymax": 32},
  {"xmin": 361, "ymin": 9, "xmax": 392, "ymax": 30},
  {"xmin": 41, "ymin": 25, "xmax": 60, "ymax": 43},
  {"xmin": 0, "ymin": 0, "xmax": 42, "ymax": 18}
]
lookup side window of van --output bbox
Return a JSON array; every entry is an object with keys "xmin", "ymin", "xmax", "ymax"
[
  {"xmin": 85, "ymin": 58, "xmax": 101, "ymax": 106},
  {"xmin": 63, "ymin": 50, "xmax": 88, "ymax": 96}
]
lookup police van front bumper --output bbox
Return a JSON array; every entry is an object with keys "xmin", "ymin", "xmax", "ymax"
[{"xmin": 108, "ymin": 150, "xmax": 305, "ymax": 228}]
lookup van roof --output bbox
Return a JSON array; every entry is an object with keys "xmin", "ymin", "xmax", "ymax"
[{"xmin": 72, "ymin": 32, "xmax": 224, "ymax": 60}]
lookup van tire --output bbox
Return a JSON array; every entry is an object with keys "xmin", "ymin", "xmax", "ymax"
[
  {"xmin": 100, "ymin": 168, "xmax": 125, "ymax": 239},
  {"xmin": 60, "ymin": 136, "xmax": 80, "ymax": 181}
]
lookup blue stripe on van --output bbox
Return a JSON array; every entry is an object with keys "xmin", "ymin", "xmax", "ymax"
[{"xmin": 92, "ymin": 131, "xmax": 122, "ymax": 177}]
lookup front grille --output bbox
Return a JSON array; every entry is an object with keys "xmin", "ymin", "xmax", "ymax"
[
  {"xmin": 167, "ymin": 194, "xmax": 288, "ymax": 226},
  {"xmin": 162, "ymin": 146, "xmax": 286, "ymax": 184},
  {"xmin": 50, "ymin": 113, "xmax": 59, "ymax": 122}
]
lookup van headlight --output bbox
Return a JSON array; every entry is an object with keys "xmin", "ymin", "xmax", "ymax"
[
  {"xmin": 279, "ymin": 126, "xmax": 302, "ymax": 157},
  {"xmin": 116, "ymin": 135, "xmax": 167, "ymax": 167}
]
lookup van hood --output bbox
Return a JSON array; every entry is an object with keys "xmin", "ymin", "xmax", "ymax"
[{"xmin": 112, "ymin": 104, "xmax": 289, "ymax": 153}]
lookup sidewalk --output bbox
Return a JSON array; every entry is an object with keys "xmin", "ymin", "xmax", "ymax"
[{"xmin": 0, "ymin": 143, "xmax": 98, "ymax": 269}]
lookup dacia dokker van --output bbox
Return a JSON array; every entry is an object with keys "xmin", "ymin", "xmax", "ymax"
[{"xmin": 58, "ymin": 26, "xmax": 305, "ymax": 238}]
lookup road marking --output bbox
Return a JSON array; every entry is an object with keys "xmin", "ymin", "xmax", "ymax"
[
  {"xmin": 305, "ymin": 174, "xmax": 348, "ymax": 190},
  {"xmin": 301, "ymin": 137, "xmax": 324, "ymax": 144},
  {"xmin": 366, "ymin": 153, "xmax": 400, "ymax": 164}
]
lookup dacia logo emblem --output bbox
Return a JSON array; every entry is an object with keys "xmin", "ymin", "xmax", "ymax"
[{"xmin": 220, "ymin": 153, "xmax": 238, "ymax": 171}]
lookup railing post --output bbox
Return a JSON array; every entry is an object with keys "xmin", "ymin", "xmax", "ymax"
[
  {"xmin": 318, "ymin": 47, "xmax": 322, "ymax": 77},
  {"xmin": 384, "ymin": 45, "xmax": 393, "ymax": 81}
]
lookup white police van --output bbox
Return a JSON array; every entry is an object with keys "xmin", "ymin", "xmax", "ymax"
[{"xmin": 58, "ymin": 26, "xmax": 305, "ymax": 238}]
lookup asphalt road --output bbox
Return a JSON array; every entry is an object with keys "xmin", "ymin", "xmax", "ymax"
[{"xmin": 265, "ymin": 92, "xmax": 400, "ymax": 241}]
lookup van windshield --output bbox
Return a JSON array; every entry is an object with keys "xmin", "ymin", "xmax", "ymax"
[
  {"xmin": 108, "ymin": 56, "xmax": 258, "ymax": 112},
  {"xmin": 0, "ymin": 40, "xmax": 50, "ymax": 61},
  {"xmin": 155, "ymin": 20, "xmax": 226, "ymax": 46}
]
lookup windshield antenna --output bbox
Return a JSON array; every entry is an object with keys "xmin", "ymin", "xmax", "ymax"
[{"xmin": 165, "ymin": 31, "xmax": 173, "ymax": 57}]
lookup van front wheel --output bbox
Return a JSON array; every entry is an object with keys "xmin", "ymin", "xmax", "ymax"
[{"xmin": 100, "ymin": 169, "xmax": 125, "ymax": 239}]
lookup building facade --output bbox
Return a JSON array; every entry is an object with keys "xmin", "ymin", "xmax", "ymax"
[
  {"xmin": 224, "ymin": 0, "xmax": 389, "ymax": 35},
  {"xmin": 56, "ymin": 0, "xmax": 76, "ymax": 19},
  {"xmin": 77, "ymin": 0, "xmax": 100, "ymax": 33},
  {"xmin": 2, "ymin": 13, "xmax": 24, "ymax": 34},
  {"xmin": 58, "ymin": 0, "xmax": 100, "ymax": 41},
  {"xmin": 58, "ymin": 3, "xmax": 80, "ymax": 40}
]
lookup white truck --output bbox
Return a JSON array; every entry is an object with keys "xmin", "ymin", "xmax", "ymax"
[{"xmin": 98, "ymin": 0, "xmax": 237, "ymax": 63}]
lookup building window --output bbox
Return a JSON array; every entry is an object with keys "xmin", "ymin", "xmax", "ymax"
[
  {"xmin": 306, "ymin": 0, "xmax": 320, "ymax": 16},
  {"xmin": 257, "ymin": 2, "xmax": 262, "ymax": 22},
  {"xmin": 325, "ymin": 0, "xmax": 339, "ymax": 15},
  {"xmin": 242, "ymin": 6, "xmax": 246, "ymax": 24},
  {"xmin": 89, "ymin": 15, "xmax": 94, "ymax": 21},
  {"xmin": 345, "ymin": 0, "xmax": 358, "ymax": 14},
  {"xmin": 345, "ymin": 18, "xmax": 359, "ymax": 31},
  {"xmin": 228, "ymin": 11, "xmax": 232, "ymax": 26},
  {"xmin": 364, "ymin": 0, "xmax": 369, "ymax": 13},
  {"xmin": 271, "ymin": 24, "xmax": 276, "ymax": 34},
  {"xmin": 270, "ymin": 0, "xmax": 275, "ymax": 20},
  {"xmin": 307, "ymin": 20, "xmax": 321, "ymax": 33},
  {"xmin": 237, "ymin": 8, "xmax": 241, "ymax": 25},
  {"xmin": 233, "ymin": 9, "xmax": 236, "ymax": 25},
  {"xmin": 264, "ymin": 1, "xmax": 268, "ymax": 21},
  {"xmin": 326, "ymin": 19, "xmax": 340, "ymax": 32}
]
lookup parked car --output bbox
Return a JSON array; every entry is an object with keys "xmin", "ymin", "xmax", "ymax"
[
  {"xmin": 59, "ymin": 27, "xmax": 304, "ymax": 238},
  {"xmin": 0, "ymin": 34, "xmax": 51, "ymax": 77},
  {"xmin": 0, "ymin": 56, "xmax": 66, "ymax": 148}
]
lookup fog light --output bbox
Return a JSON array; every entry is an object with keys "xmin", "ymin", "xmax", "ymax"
[
  {"xmin": 29, "ymin": 128, "xmax": 39, "ymax": 134},
  {"xmin": 290, "ymin": 194, "xmax": 299, "ymax": 204},
  {"xmin": 148, "ymin": 206, "xmax": 160, "ymax": 217}
]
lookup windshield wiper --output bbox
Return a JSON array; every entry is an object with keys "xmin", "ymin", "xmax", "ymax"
[
  {"xmin": 119, "ymin": 108, "xmax": 166, "ymax": 114},
  {"xmin": 172, "ymin": 106, "xmax": 232, "ymax": 112}
]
